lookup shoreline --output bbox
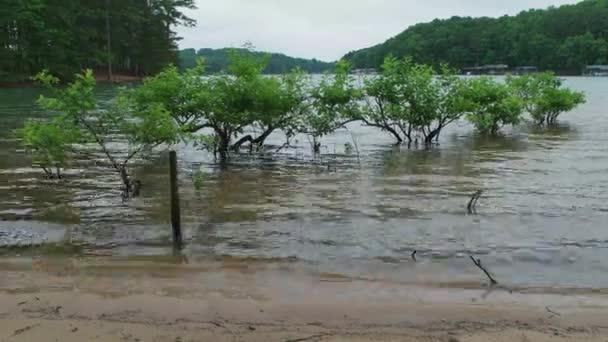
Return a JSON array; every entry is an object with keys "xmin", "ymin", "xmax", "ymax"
[
  {"xmin": 2, "ymin": 253, "xmax": 607, "ymax": 295},
  {"xmin": 0, "ymin": 257, "xmax": 607, "ymax": 341},
  {"xmin": 1, "ymin": 74, "xmax": 602, "ymax": 88}
]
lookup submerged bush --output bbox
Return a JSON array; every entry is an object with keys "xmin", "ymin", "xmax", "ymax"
[
  {"xmin": 464, "ymin": 77, "xmax": 524, "ymax": 135},
  {"xmin": 21, "ymin": 69, "xmax": 179, "ymax": 196},
  {"xmin": 18, "ymin": 116, "xmax": 82, "ymax": 179},
  {"xmin": 361, "ymin": 56, "xmax": 471, "ymax": 144},
  {"xmin": 20, "ymin": 54, "xmax": 587, "ymax": 187},
  {"xmin": 508, "ymin": 72, "xmax": 586, "ymax": 125}
]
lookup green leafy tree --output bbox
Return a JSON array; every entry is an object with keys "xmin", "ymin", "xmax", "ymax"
[
  {"xmin": 198, "ymin": 51, "xmax": 271, "ymax": 157},
  {"xmin": 361, "ymin": 56, "xmax": 470, "ymax": 145},
  {"xmin": 361, "ymin": 56, "xmax": 410, "ymax": 144},
  {"xmin": 301, "ymin": 60, "xmax": 362, "ymax": 152},
  {"xmin": 557, "ymin": 33, "xmax": 607, "ymax": 73},
  {"xmin": 344, "ymin": 0, "xmax": 608, "ymax": 74},
  {"xmin": 129, "ymin": 50, "xmax": 312, "ymax": 159},
  {"xmin": 508, "ymin": 72, "xmax": 586, "ymax": 125},
  {"xmin": 22, "ymin": 70, "xmax": 179, "ymax": 196},
  {"xmin": 232, "ymin": 68, "xmax": 311, "ymax": 150},
  {"xmin": 18, "ymin": 117, "xmax": 83, "ymax": 179},
  {"xmin": 1, "ymin": 0, "xmax": 196, "ymax": 82},
  {"xmin": 464, "ymin": 77, "xmax": 524, "ymax": 135},
  {"xmin": 125, "ymin": 61, "xmax": 211, "ymax": 132}
]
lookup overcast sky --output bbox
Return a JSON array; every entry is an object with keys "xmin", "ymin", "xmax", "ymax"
[{"xmin": 177, "ymin": 0, "xmax": 582, "ymax": 62}]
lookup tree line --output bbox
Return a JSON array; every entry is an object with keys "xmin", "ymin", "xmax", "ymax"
[
  {"xmin": 344, "ymin": 0, "xmax": 608, "ymax": 74},
  {"xmin": 19, "ymin": 51, "xmax": 585, "ymax": 196},
  {"xmin": 179, "ymin": 48, "xmax": 335, "ymax": 74},
  {"xmin": 0, "ymin": 0, "xmax": 195, "ymax": 83}
]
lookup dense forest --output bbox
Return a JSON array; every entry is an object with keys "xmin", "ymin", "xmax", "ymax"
[
  {"xmin": 179, "ymin": 48, "xmax": 335, "ymax": 74},
  {"xmin": 0, "ymin": 0, "xmax": 195, "ymax": 82},
  {"xmin": 344, "ymin": 0, "xmax": 608, "ymax": 74}
]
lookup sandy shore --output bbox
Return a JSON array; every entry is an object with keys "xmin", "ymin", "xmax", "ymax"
[{"xmin": 0, "ymin": 257, "xmax": 607, "ymax": 341}]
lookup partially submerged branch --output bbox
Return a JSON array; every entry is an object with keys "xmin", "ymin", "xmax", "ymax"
[
  {"xmin": 467, "ymin": 190, "xmax": 484, "ymax": 214},
  {"xmin": 231, "ymin": 135, "xmax": 253, "ymax": 151},
  {"xmin": 469, "ymin": 256, "xmax": 498, "ymax": 285},
  {"xmin": 545, "ymin": 306, "xmax": 561, "ymax": 318}
]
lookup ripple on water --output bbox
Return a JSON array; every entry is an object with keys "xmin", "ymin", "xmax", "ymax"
[{"xmin": 2, "ymin": 79, "xmax": 608, "ymax": 288}]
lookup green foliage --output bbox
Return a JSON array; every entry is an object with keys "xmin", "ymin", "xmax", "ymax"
[
  {"xmin": 123, "ymin": 62, "xmax": 210, "ymax": 134},
  {"xmin": 20, "ymin": 69, "xmax": 179, "ymax": 195},
  {"xmin": 304, "ymin": 60, "xmax": 362, "ymax": 138},
  {"xmin": 17, "ymin": 117, "xmax": 82, "ymax": 178},
  {"xmin": 0, "ymin": 0, "xmax": 195, "ymax": 82},
  {"xmin": 361, "ymin": 56, "xmax": 470, "ymax": 143},
  {"xmin": 508, "ymin": 72, "xmax": 586, "ymax": 124},
  {"xmin": 344, "ymin": 0, "xmax": 608, "ymax": 74},
  {"xmin": 192, "ymin": 170, "xmax": 206, "ymax": 191},
  {"xmin": 121, "ymin": 54, "xmax": 586, "ymax": 166},
  {"xmin": 464, "ymin": 77, "xmax": 524, "ymax": 135},
  {"xmin": 247, "ymin": 68, "xmax": 310, "ymax": 144},
  {"xmin": 131, "ymin": 50, "xmax": 313, "ymax": 157},
  {"xmin": 179, "ymin": 48, "xmax": 335, "ymax": 74},
  {"xmin": 35, "ymin": 70, "xmax": 97, "ymax": 117}
]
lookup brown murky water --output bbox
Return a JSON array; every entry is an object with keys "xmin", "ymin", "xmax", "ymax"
[{"xmin": 1, "ymin": 78, "xmax": 608, "ymax": 289}]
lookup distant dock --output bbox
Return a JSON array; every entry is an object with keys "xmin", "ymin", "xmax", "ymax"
[{"xmin": 585, "ymin": 65, "xmax": 608, "ymax": 76}]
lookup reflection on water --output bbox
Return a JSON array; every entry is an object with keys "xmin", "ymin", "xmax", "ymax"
[{"xmin": 1, "ymin": 78, "xmax": 608, "ymax": 289}]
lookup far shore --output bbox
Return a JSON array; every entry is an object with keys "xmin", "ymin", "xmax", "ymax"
[
  {"xmin": 0, "ymin": 256, "xmax": 607, "ymax": 341},
  {"xmin": 0, "ymin": 73, "xmax": 143, "ymax": 88},
  {"xmin": 3, "ymin": 71, "xmax": 602, "ymax": 88}
]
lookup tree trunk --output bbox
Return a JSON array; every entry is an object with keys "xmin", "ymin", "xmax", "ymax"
[
  {"xmin": 119, "ymin": 167, "xmax": 131, "ymax": 196},
  {"xmin": 424, "ymin": 129, "xmax": 441, "ymax": 145},
  {"xmin": 251, "ymin": 126, "xmax": 275, "ymax": 146},
  {"xmin": 231, "ymin": 135, "xmax": 253, "ymax": 151},
  {"xmin": 385, "ymin": 125, "xmax": 403, "ymax": 145},
  {"xmin": 312, "ymin": 136, "xmax": 321, "ymax": 154},
  {"xmin": 169, "ymin": 151, "xmax": 182, "ymax": 248},
  {"xmin": 105, "ymin": 0, "xmax": 113, "ymax": 82},
  {"xmin": 217, "ymin": 130, "xmax": 230, "ymax": 162},
  {"xmin": 41, "ymin": 167, "xmax": 52, "ymax": 179}
]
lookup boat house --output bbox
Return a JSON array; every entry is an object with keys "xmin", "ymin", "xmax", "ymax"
[
  {"xmin": 463, "ymin": 64, "xmax": 509, "ymax": 75},
  {"xmin": 585, "ymin": 65, "xmax": 608, "ymax": 76},
  {"xmin": 514, "ymin": 66, "xmax": 539, "ymax": 74}
]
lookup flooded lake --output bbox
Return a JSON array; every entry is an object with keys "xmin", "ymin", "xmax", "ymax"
[{"xmin": 1, "ymin": 78, "xmax": 608, "ymax": 290}]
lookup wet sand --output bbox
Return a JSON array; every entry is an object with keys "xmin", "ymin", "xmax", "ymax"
[{"xmin": 0, "ymin": 257, "xmax": 607, "ymax": 341}]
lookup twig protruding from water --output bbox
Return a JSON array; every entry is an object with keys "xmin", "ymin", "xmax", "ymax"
[
  {"xmin": 469, "ymin": 256, "xmax": 498, "ymax": 285},
  {"xmin": 411, "ymin": 250, "xmax": 417, "ymax": 261},
  {"xmin": 467, "ymin": 190, "xmax": 484, "ymax": 214},
  {"xmin": 285, "ymin": 334, "xmax": 328, "ymax": 342},
  {"xmin": 545, "ymin": 306, "xmax": 561, "ymax": 318}
]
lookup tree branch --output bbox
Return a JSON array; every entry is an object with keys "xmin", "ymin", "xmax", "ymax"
[
  {"xmin": 467, "ymin": 190, "xmax": 483, "ymax": 214},
  {"xmin": 251, "ymin": 126, "xmax": 275, "ymax": 146},
  {"xmin": 469, "ymin": 256, "xmax": 498, "ymax": 285},
  {"xmin": 184, "ymin": 122, "xmax": 213, "ymax": 133},
  {"xmin": 285, "ymin": 334, "xmax": 329, "ymax": 342},
  {"xmin": 79, "ymin": 118, "xmax": 121, "ymax": 172},
  {"xmin": 361, "ymin": 118, "xmax": 403, "ymax": 144},
  {"xmin": 231, "ymin": 135, "xmax": 253, "ymax": 150},
  {"xmin": 121, "ymin": 145, "xmax": 146, "ymax": 169}
]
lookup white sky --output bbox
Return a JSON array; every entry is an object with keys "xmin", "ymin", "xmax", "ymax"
[{"xmin": 177, "ymin": 0, "xmax": 582, "ymax": 62}]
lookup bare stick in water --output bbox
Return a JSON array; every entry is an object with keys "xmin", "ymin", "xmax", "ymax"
[
  {"xmin": 469, "ymin": 256, "xmax": 498, "ymax": 285},
  {"xmin": 467, "ymin": 190, "xmax": 484, "ymax": 214},
  {"xmin": 169, "ymin": 151, "xmax": 182, "ymax": 249},
  {"xmin": 545, "ymin": 306, "xmax": 561, "ymax": 318},
  {"xmin": 285, "ymin": 334, "xmax": 328, "ymax": 342},
  {"xmin": 411, "ymin": 250, "xmax": 417, "ymax": 261}
]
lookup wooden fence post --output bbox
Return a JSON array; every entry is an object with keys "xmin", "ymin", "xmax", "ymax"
[{"xmin": 169, "ymin": 151, "xmax": 182, "ymax": 248}]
